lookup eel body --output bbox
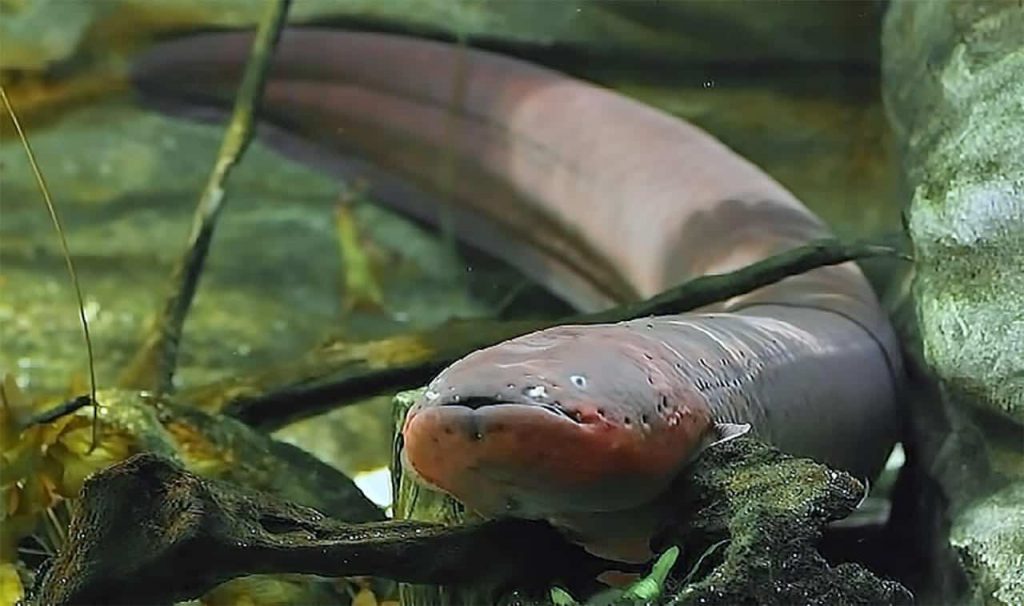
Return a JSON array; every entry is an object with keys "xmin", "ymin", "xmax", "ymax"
[{"xmin": 132, "ymin": 29, "xmax": 902, "ymax": 563}]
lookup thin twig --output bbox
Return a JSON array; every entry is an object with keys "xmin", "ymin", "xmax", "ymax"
[
  {"xmin": 120, "ymin": 0, "xmax": 292, "ymax": 394},
  {"xmin": 0, "ymin": 86, "xmax": 99, "ymax": 448},
  {"xmin": 24, "ymin": 395, "xmax": 93, "ymax": 427},
  {"xmin": 206, "ymin": 236, "xmax": 909, "ymax": 430},
  {"xmin": 570, "ymin": 237, "xmax": 911, "ymax": 325}
]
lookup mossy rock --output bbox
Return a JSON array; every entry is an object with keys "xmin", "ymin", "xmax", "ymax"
[
  {"xmin": 884, "ymin": 0, "xmax": 1024, "ymax": 423},
  {"xmin": 883, "ymin": 2, "xmax": 1024, "ymax": 603},
  {"xmin": 659, "ymin": 438, "xmax": 911, "ymax": 606}
]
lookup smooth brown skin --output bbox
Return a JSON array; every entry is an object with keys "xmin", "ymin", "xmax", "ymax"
[{"xmin": 133, "ymin": 29, "xmax": 902, "ymax": 563}]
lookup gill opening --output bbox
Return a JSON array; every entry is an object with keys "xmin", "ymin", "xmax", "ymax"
[{"xmin": 1, "ymin": 86, "xmax": 100, "ymax": 451}]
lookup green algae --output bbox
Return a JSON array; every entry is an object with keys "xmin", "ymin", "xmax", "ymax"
[{"xmin": 663, "ymin": 438, "xmax": 910, "ymax": 606}]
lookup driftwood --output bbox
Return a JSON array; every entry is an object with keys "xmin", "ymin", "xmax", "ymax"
[
  {"xmin": 27, "ymin": 453, "xmax": 608, "ymax": 606},
  {"xmin": 29, "ymin": 436, "xmax": 914, "ymax": 606}
]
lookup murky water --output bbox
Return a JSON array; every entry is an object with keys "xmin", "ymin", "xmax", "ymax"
[{"xmin": 3, "ymin": 2, "xmax": 972, "ymax": 605}]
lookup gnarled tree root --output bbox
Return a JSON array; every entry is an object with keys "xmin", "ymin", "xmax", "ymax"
[{"xmin": 27, "ymin": 453, "xmax": 606, "ymax": 606}]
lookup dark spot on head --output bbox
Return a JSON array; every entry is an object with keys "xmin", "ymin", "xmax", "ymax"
[
  {"xmin": 647, "ymin": 375, "xmax": 654, "ymax": 385},
  {"xmin": 624, "ymin": 417, "xmax": 632, "ymax": 426},
  {"xmin": 641, "ymin": 414, "xmax": 649, "ymax": 424},
  {"xmin": 443, "ymin": 426, "xmax": 454, "ymax": 435},
  {"xmin": 473, "ymin": 431, "xmax": 483, "ymax": 441},
  {"xmin": 643, "ymin": 353, "xmax": 654, "ymax": 361},
  {"xmin": 597, "ymin": 408, "xmax": 606, "ymax": 417}
]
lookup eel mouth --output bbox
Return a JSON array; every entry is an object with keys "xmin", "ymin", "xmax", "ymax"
[
  {"xmin": 445, "ymin": 396, "xmax": 581, "ymax": 422},
  {"xmin": 401, "ymin": 399, "xmax": 711, "ymax": 516}
]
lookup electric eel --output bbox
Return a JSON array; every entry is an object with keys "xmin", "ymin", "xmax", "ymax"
[{"xmin": 131, "ymin": 28, "xmax": 902, "ymax": 564}]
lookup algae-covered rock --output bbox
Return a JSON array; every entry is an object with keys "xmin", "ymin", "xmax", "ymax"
[
  {"xmin": 661, "ymin": 438, "xmax": 911, "ymax": 606},
  {"xmin": 0, "ymin": 388, "xmax": 382, "ymax": 604},
  {"xmin": 949, "ymin": 481, "xmax": 1024, "ymax": 605},
  {"xmin": 883, "ymin": 0, "xmax": 1024, "ymax": 422},
  {"xmin": 882, "ymin": 1, "xmax": 1024, "ymax": 604},
  {"xmin": 391, "ymin": 391, "xmax": 911, "ymax": 605},
  {"xmin": 0, "ymin": 0, "xmax": 109, "ymax": 70}
]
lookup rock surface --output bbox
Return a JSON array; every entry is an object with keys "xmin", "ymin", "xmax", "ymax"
[
  {"xmin": 884, "ymin": 0, "xmax": 1024, "ymax": 423},
  {"xmin": 882, "ymin": 1, "xmax": 1024, "ymax": 604}
]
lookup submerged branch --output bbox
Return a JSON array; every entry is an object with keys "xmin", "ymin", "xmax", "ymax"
[
  {"xmin": 576, "ymin": 236, "xmax": 910, "ymax": 324},
  {"xmin": 120, "ymin": 0, "xmax": 292, "ymax": 394},
  {"xmin": 30, "ymin": 434, "xmax": 910, "ymax": 605},
  {"xmin": 186, "ymin": 237, "xmax": 907, "ymax": 430},
  {"xmin": 29, "ymin": 453, "xmax": 606, "ymax": 606}
]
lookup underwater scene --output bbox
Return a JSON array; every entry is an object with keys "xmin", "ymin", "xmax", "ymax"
[{"xmin": 1, "ymin": 1, "xmax": 1021, "ymax": 605}]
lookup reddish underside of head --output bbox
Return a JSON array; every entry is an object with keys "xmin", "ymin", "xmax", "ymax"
[{"xmin": 402, "ymin": 396, "xmax": 712, "ymax": 517}]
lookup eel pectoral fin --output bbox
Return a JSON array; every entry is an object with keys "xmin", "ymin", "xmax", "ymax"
[
  {"xmin": 712, "ymin": 422, "xmax": 752, "ymax": 444},
  {"xmin": 691, "ymin": 422, "xmax": 752, "ymax": 461}
]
